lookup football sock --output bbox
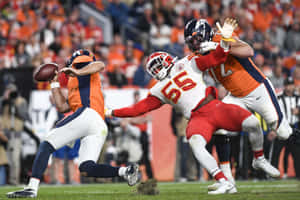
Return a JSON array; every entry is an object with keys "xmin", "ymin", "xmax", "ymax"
[
  {"xmin": 242, "ymin": 115, "xmax": 264, "ymax": 151},
  {"xmin": 220, "ymin": 163, "xmax": 235, "ymax": 184},
  {"xmin": 79, "ymin": 160, "xmax": 119, "ymax": 177},
  {"xmin": 189, "ymin": 135, "xmax": 221, "ymax": 176},
  {"xmin": 253, "ymin": 149, "xmax": 264, "ymax": 159},
  {"xmin": 212, "ymin": 169, "xmax": 227, "ymax": 182},
  {"xmin": 118, "ymin": 167, "xmax": 127, "ymax": 177},
  {"xmin": 215, "ymin": 135, "xmax": 230, "ymax": 162},
  {"xmin": 31, "ymin": 141, "xmax": 56, "ymax": 180},
  {"xmin": 27, "ymin": 178, "xmax": 40, "ymax": 192}
]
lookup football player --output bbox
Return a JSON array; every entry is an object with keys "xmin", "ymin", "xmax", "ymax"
[
  {"xmin": 7, "ymin": 50, "xmax": 140, "ymax": 198},
  {"xmin": 185, "ymin": 18, "xmax": 293, "ymax": 191},
  {"xmin": 106, "ymin": 19, "xmax": 279, "ymax": 194}
]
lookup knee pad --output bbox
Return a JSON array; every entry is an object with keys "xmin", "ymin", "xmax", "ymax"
[
  {"xmin": 189, "ymin": 135, "xmax": 206, "ymax": 149},
  {"xmin": 242, "ymin": 115, "xmax": 261, "ymax": 133},
  {"xmin": 79, "ymin": 160, "xmax": 96, "ymax": 176},
  {"xmin": 275, "ymin": 119, "xmax": 292, "ymax": 140}
]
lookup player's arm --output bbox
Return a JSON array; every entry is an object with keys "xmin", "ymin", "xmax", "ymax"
[
  {"xmin": 229, "ymin": 37, "xmax": 254, "ymax": 58},
  {"xmin": 50, "ymin": 72, "xmax": 71, "ymax": 113},
  {"xmin": 60, "ymin": 61, "xmax": 105, "ymax": 76},
  {"xmin": 194, "ymin": 43, "xmax": 229, "ymax": 71},
  {"xmin": 107, "ymin": 95, "xmax": 163, "ymax": 118}
]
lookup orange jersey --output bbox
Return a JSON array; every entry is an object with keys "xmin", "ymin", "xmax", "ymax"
[
  {"xmin": 208, "ymin": 55, "xmax": 266, "ymax": 97},
  {"xmin": 67, "ymin": 72, "xmax": 105, "ymax": 119},
  {"xmin": 207, "ymin": 33, "xmax": 266, "ymax": 97}
]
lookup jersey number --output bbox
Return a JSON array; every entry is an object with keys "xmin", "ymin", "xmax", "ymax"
[
  {"xmin": 161, "ymin": 71, "xmax": 196, "ymax": 104},
  {"xmin": 209, "ymin": 64, "xmax": 233, "ymax": 81}
]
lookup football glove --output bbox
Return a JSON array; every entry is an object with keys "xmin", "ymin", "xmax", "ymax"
[
  {"xmin": 216, "ymin": 18, "xmax": 238, "ymax": 42},
  {"xmin": 104, "ymin": 107, "xmax": 113, "ymax": 117},
  {"xmin": 200, "ymin": 41, "xmax": 218, "ymax": 53}
]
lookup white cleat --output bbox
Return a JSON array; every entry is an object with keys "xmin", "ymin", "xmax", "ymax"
[
  {"xmin": 252, "ymin": 156, "xmax": 280, "ymax": 178},
  {"xmin": 7, "ymin": 188, "xmax": 37, "ymax": 198},
  {"xmin": 208, "ymin": 182, "xmax": 237, "ymax": 193},
  {"xmin": 123, "ymin": 164, "xmax": 141, "ymax": 186},
  {"xmin": 208, "ymin": 180, "xmax": 235, "ymax": 195}
]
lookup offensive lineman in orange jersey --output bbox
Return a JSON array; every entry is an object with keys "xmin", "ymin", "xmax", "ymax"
[
  {"xmin": 185, "ymin": 18, "xmax": 293, "ymax": 192},
  {"xmin": 7, "ymin": 50, "xmax": 140, "ymax": 198}
]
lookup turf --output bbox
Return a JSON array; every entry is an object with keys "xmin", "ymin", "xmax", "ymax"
[{"xmin": 1, "ymin": 180, "xmax": 300, "ymax": 200}]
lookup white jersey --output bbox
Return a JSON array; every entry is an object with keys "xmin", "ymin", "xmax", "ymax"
[{"xmin": 150, "ymin": 56, "xmax": 207, "ymax": 119}]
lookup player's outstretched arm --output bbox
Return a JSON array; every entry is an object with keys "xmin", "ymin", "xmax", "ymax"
[
  {"xmin": 229, "ymin": 38, "xmax": 254, "ymax": 58},
  {"xmin": 194, "ymin": 44, "xmax": 229, "ymax": 71},
  {"xmin": 107, "ymin": 95, "xmax": 163, "ymax": 118},
  {"xmin": 60, "ymin": 61, "xmax": 105, "ymax": 76},
  {"xmin": 50, "ymin": 72, "xmax": 71, "ymax": 113}
]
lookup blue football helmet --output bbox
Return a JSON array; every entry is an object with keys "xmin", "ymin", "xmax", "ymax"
[{"xmin": 184, "ymin": 19, "xmax": 214, "ymax": 52}]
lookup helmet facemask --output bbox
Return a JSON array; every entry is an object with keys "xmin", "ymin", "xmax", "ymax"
[{"xmin": 146, "ymin": 53, "xmax": 175, "ymax": 81}]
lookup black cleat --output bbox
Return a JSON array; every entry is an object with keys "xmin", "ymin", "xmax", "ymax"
[{"xmin": 6, "ymin": 188, "xmax": 37, "ymax": 198}]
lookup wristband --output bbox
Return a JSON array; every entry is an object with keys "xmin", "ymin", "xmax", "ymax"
[{"xmin": 50, "ymin": 82, "xmax": 60, "ymax": 89}]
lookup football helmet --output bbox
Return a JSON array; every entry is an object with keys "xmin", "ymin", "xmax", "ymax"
[
  {"xmin": 66, "ymin": 49, "xmax": 96, "ymax": 67},
  {"xmin": 146, "ymin": 52, "xmax": 175, "ymax": 81},
  {"xmin": 184, "ymin": 19, "xmax": 214, "ymax": 52}
]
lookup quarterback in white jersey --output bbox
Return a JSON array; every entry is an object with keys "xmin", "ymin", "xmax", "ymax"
[{"xmin": 106, "ymin": 19, "xmax": 280, "ymax": 194}]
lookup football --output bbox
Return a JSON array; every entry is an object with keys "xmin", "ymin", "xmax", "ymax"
[{"xmin": 33, "ymin": 63, "xmax": 59, "ymax": 82}]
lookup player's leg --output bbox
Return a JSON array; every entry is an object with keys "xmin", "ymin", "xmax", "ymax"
[
  {"xmin": 216, "ymin": 103, "xmax": 280, "ymax": 178},
  {"xmin": 246, "ymin": 80, "xmax": 292, "ymax": 140},
  {"xmin": 7, "ymin": 108, "xmax": 92, "ymax": 198},
  {"xmin": 188, "ymin": 134, "xmax": 235, "ymax": 194},
  {"xmin": 186, "ymin": 105, "xmax": 235, "ymax": 195},
  {"xmin": 212, "ymin": 94, "xmax": 246, "ymax": 188},
  {"xmin": 77, "ymin": 108, "xmax": 140, "ymax": 186}
]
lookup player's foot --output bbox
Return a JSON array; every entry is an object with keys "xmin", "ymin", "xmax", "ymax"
[
  {"xmin": 208, "ymin": 180, "xmax": 235, "ymax": 195},
  {"xmin": 123, "ymin": 164, "xmax": 141, "ymax": 186},
  {"xmin": 6, "ymin": 188, "xmax": 37, "ymax": 198},
  {"xmin": 208, "ymin": 182, "xmax": 237, "ymax": 193},
  {"xmin": 252, "ymin": 156, "xmax": 280, "ymax": 178}
]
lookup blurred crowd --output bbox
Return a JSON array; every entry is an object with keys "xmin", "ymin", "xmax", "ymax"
[
  {"xmin": 1, "ymin": 0, "xmax": 300, "ymax": 185},
  {"xmin": 0, "ymin": 0, "xmax": 299, "ymax": 90}
]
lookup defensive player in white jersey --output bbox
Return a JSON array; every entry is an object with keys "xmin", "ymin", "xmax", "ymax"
[{"xmin": 106, "ymin": 18, "xmax": 280, "ymax": 194}]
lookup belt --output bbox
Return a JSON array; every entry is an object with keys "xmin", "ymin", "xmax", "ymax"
[{"xmin": 193, "ymin": 94, "xmax": 215, "ymax": 112}]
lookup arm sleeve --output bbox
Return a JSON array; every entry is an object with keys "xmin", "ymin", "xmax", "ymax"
[
  {"xmin": 194, "ymin": 45, "xmax": 229, "ymax": 71},
  {"xmin": 113, "ymin": 95, "xmax": 163, "ymax": 117}
]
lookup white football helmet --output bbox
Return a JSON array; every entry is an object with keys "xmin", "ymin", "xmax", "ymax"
[{"xmin": 146, "ymin": 51, "xmax": 176, "ymax": 81}]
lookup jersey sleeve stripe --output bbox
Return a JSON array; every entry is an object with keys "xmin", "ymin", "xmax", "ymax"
[
  {"xmin": 263, "ymin": 79, "xmax": 283, "ymax": 128},
  {"xmin": 77, "ymin": 75, "xmax": 91, "ymax": 107},
  {"xmin": 234, "ymin": 57, "xmax": 265, "ymax": 83}
]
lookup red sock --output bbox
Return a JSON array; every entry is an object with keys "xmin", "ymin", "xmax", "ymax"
[
  {"xmin": 253, "ymin": 149, "xmax": 264, "ymax": 159},
  {"xmin": 214, "ymin": 171, "xmax": 227, "ymax": 181}
]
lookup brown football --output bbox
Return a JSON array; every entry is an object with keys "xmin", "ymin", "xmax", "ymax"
[{"xmin": 33, "ymin": 63, "xmax": 58, "ymax": 82}]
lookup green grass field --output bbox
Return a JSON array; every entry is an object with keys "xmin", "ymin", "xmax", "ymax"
[{"xmin": 1, "ymin": 180, "xmax": 300, "ymax": 200}]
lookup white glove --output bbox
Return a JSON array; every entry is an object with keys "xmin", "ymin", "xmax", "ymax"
[
  {"xmin": 216, "ymin": 18, "xmax": 238, "ymax": 40},
  {"xmin": 105, "ymin": 107, "xmax": 113, "ymax": 117},
  {"xmin": 200, "ymin": 41, "xmax": 218, "ymax": 53}
]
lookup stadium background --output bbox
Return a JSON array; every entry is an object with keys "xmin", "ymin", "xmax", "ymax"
[{"xmin": 0, "ymin": 0, "xmax": 300, "ymax": 185}]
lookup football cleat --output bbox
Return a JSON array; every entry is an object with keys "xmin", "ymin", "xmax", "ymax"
[
  {"xmin": 208, "ymin": 180, "xmax": 235, "ymax": 195},
  {"xmin": 252, "ymin": 156, "xmax": 280, "ymax": 178},
  {"xmin": 208, "ymin": 182, "xmax": 237, "ymax": 193},
  {"xmin": 7, "ymin": 188, "xmax": 37, "ymax": 198},
  {"xmin": 123, "ymin": 164, "xmax": 141, "ymax": 186}
]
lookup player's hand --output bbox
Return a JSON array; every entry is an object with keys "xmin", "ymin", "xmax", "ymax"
[
  {"xmin": 200, "ymin": 41, "xmax": 218, "ymax": 53},
  {"xmin": 216, "ymin": 18, "xmax": 238, "ymax": 41},
  {"xmin": 60, "ymin": 67, "xmax": 80, "ymax": 77},
  {"xmin": 105, "ymin": 107, "xmax": 113, "ymax": 117},
  {"xmin": 50, "ymin": 70, "xmax": 59, "ymax": 83}
]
